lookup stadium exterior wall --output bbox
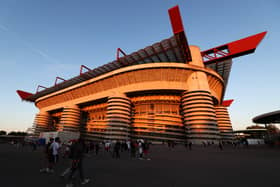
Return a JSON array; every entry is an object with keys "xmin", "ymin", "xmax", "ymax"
[{"xmin": 32, "ymin": 46, "xmax": 234, "ymax": 144}]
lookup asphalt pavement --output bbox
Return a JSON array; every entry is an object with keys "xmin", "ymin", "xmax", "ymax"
[{"xmin": 1, "ymin": 143, "xmax": 280, "ymax": 187}]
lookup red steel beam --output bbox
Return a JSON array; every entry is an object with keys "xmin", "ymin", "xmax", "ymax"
[
  {"xmin": 202, "ymin": 31, "xmax": 267, "ymax": 64},
  {"xmin": 54, "ymin": 76, "xmax": 66, "ymax": 86},
  {"xmin": 116, "ymin": 48, "xmax": 127, "ymax": 61},
  {"xmin": 16, "ymin": 90, "xmax": 33, "ymax": 100},
  {"xmin": 168, "ymin": 5, "xmax": 184, "ymax": 34},
  {"xmin": 36, "ymin": 85, "xmax": 47, "ymax": 93},
  {"xmin": 168, "ymin": 5, "xmax": 192, "ymax": 62},
  {"xmin": 80, "ymin": 65, "xmax": 91, "ymax": 75},
  {"xmin": 222, "ymin": 99, "xmax": 234, "ymax": 107}
]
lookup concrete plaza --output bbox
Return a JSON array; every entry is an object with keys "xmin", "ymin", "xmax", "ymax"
[{"xmin": 1, "ymin": 143, "xmax": 280, "ymax": 187}]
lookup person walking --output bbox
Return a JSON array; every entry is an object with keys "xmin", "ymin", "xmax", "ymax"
[
  {"xmin": 188, "ymin": 141, "xmax": 192, "ymax": 150},
  {"xmin": 138, "ymin": 141, "xmax": 143, "ymax": 159},
  {"xmin": 113, "ymin": 141, "xmax": 121, "ymax": 159},
  {"xmin": 218, "ymin": 141, "xmax": 223, "ymax": 150},
  {"xmin": 48, "ymin": 137, "xmax": 60, "ymax": 173},
  {"xmin": 130, "ymin": 141, "xmax": 136, "ymax": 159},
  {"xmin": 39, "ymin": 138, "xmax": 53, "ymax": 173},
  {"xmin": 66, "ymin": 138, "xmax": 90, "ymax": 187},
  {"xmin": 95, "ymin": 142, "xmax": 99, "ymax": 155}
]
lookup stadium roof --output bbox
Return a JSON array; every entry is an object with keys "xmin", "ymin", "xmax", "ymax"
[
  {"xmin": 16, "ymin": 5, "xmax": 267, "ymax": 103},
  {"xmin": 252, "ymin": 110, "xmax": 280, "ymax": 124}
]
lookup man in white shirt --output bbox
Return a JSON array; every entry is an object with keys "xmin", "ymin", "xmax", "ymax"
[{"xmin": 49, "ymin": 137, "xmax": 60, "ymax": 172}]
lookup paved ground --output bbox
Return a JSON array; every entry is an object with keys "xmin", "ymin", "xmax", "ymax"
[{"xmin": 1, "ymin": 143, "xmax": 280, "ymax": 187}]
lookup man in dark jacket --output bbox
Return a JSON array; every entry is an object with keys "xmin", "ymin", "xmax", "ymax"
[{"xmin": 66, "ymin": 138, "xmax": 90, "ymax": 187}]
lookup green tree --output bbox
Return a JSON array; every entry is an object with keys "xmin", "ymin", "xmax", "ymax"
[
  {"xmin": 0, "ymin": 130, "xmax": 7, "ymax": 135},
  {"xmin": 8, "ymin": 131, "xmax": 27, "ymax": 136},
  {"xmin": 266, "ymin": 124, "xmax": 280, "ymax": 134}
]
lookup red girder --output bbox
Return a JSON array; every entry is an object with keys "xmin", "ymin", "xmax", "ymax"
[
  {"xmin": 222, "ymin": 99, "xmax": 234, "ymax": 107},
  {"xmin": 16, "ymin": 90, "xmax": 33, "ymax": 100},
  {"xmin": 116, "ymin": 48, "xmax": 127, "ymax": 61},
  {"xmin": 80, "ymin": 65, "xmax": 91, "ymax": 75},
  {"xmin": 202, "ymin": 32, "xmax": 267, "ymax": 64},
  {"xmin": 36, "ymin": 85, "xmax": 47, "ymax": 93},
  {"xmin": 168, "ymin": 5, "xmax": 184, "ymax": 34},
  {"xmin": 54, "ymin": 76, "xmax": 66, "ymax": 86},
  {"xmin": 168, "ymin": 5, "xmax": 192, "ymax": 62}
]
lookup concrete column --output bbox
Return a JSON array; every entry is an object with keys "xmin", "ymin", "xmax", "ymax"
[
  {"xmin": 106, "ymin": 93, "xmax": 131, "ymax": 141},
  {"xmin": 215, "ymin": 106, "xmax": 234, "ymax": 140},
  {"xmin": 33, "ymin": 111, "xmax": 51, "ymax": 136},
  {"xmin": 182, "ymin": 46, "xmax": 219, "ymax": 144},
  {"xmin": 58, "ymin": 105, "xmax": 81, "ymax": 132}
]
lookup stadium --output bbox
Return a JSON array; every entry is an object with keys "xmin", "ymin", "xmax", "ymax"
[{"xmin": 17, "ymin": 6, "xmax": 266, "ymax": 144}]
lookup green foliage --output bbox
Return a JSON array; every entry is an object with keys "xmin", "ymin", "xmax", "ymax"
[
  {"xmin": 0, "ymin": 130, "xmax": 7, "ymax": 135},
  {"xmin": 266, "ymin": 124, "xmax": 280, "ymax": 134},
  {"xmin": 7, "ymin": 131, "xmax": 27, "ymax": 136}
]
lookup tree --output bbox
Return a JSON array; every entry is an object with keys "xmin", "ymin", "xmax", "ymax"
[
  {"xmin": 266, "ymin": 124, "xmax": 280, "ymax": 135},
  {"xmin": 0, "ymin": 130, "xmax": 7, "ymax": 135},
  {"xmin": 8, "ymin": 131, "xmax": 27, "ymax": 136}
]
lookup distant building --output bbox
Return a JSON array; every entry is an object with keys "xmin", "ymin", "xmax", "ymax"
[
  {"xmin": 17, "ymin": 6, "xmax": 266, "ymax": 144},
  {"xmin": 234, "ymin": 128, "xmax": 267, "ymax": 139}
]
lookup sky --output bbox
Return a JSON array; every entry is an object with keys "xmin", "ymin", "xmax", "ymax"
[{"xmin": 0, "ymin": 0, "xmax": 279, "ymax": 132}]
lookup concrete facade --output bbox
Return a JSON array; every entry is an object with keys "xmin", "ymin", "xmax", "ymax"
[{"xmin": 31, "ymin": 46, "xmax": 233, "ymax": 143}]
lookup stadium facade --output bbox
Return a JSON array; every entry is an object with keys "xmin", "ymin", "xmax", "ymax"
[{"xmin": 17, "ymin": 6, "xmax": 266, "ymax": 144}]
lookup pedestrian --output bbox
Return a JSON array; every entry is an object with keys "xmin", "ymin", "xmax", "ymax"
[
  {"xmin": 126, "ymin": 140, "xmax": 131, "ymax": 158},
  {"xmin": 66, "ymin": 138, "xmax": 90, "ymax": 187},
  {"xmin": 218, "ymin": 141, "xmax": 223, "ymax": 150},
  {"xmin": 52, "ymin": 137, "xmax": 61, "ymax": 163},
  {"xmin": 113, "ymin": 141, "xmax": 121, "ymax": 159},
  {"xmin": 188, "ymin": 141, "xmax": 192, "ymax": 150},
  {"xmin": 105, "ymin": 142, "xmax": 110, "ymax": 152},
  {"xmin": 60, "ymin": 140, "xmax": 75, "ymax": 178},
  {"xmin": 95, "ymin": 142, "xmax": 99, "ymax": 155},
  {"xmin": 32, "ymin": 141, "xmax": 37, "ymax": 151},
  {"xmin": 130, "ymin": 141, "xmax": 136, "ymax": 159},
  {"xmin": 39, "ymin": 138, "xmax": 53, "ymax": 173},
  {"xmin": 143, "ymin": 141, "xmax": 150, "ymax": 160},
  {"xmin": 138, "ymin": 141, "xmax": 143, "ymax": 159}
]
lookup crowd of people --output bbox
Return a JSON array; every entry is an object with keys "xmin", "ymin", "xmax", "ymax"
[
  {"xmin": 37, "ymin": 138, "xmax": 151, "ymax": 187},
  {"xmin": 8, "ymin": 137, "xmax": 254, "ymax": 187},
  {"xmin": 39, "ymin": 137, "xmax": 90, "ymax": 187}
]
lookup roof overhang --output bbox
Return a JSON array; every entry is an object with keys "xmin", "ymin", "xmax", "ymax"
[{"xmin": 252, "ymin": 110, "xmax": 280, "ymax": 124}]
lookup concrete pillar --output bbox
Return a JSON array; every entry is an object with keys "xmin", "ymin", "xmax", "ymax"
[
  {"xmin": 58, "ymin": 105, "xmax": 81, "ymax": 132},
  {"xmin": 33, "ymin": 111, "xmax": 51, "ymax": 136},
  {"xmin": 215, "ymin": 106, "xmax": 234, "ymax": 140},
  {"xmin": 182, "ymin": 46, "xmax": 219, "ymax": 144},
  {"xmin": 106, "ymin": 93, "xmax": 131, "ymax": 141}
]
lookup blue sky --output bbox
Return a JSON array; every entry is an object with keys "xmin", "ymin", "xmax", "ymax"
[{"xmin": 0, "ymin": 0, "xmax": 279, "ymax": 132}]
